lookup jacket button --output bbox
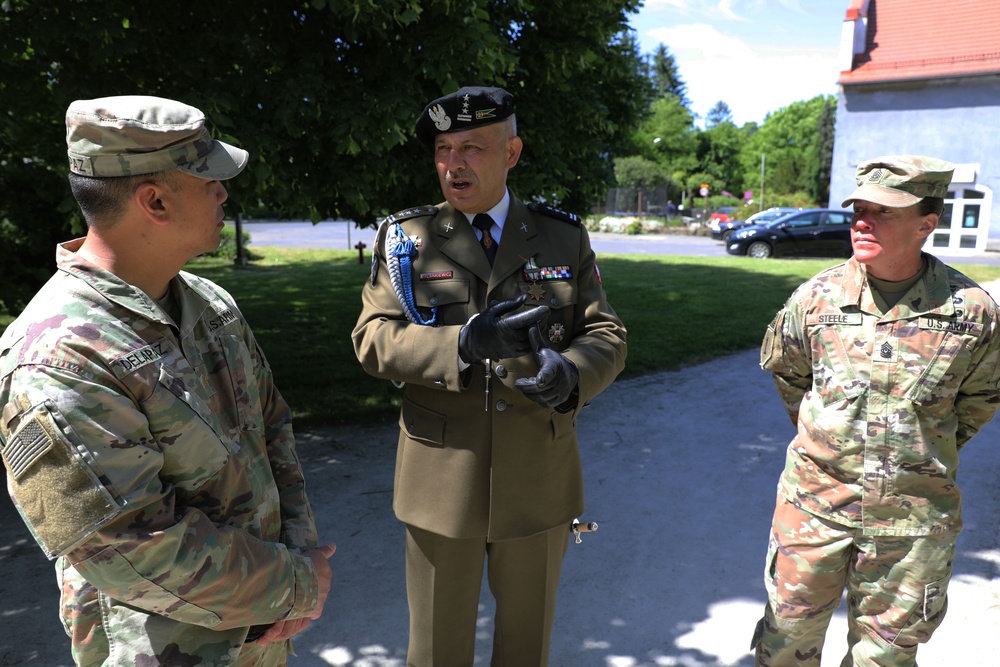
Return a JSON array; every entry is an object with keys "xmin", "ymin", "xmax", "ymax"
[
  {"xmin": 429, "ymin": 296, "xmax": 439, "ymax": 305},
  {"xmin": 495, "ymin": 364, "xmax": 508, "ymax": 378},
  {"xmin": 496, "ymin": 400, "xmax": 507, "ymax": 411},
  {"xmin": 550, "ymin": 297, "xmax": 559, "ymax": 306}
]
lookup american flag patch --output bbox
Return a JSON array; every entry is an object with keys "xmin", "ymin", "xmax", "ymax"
[{"xmin": 3, "ymin": 417, "xmax": 56, "ymax": 481}]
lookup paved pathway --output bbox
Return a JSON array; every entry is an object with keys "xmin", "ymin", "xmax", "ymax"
[{"xmin": 2, "ymin": 344, "xmax": 1000, "ymax": 665}]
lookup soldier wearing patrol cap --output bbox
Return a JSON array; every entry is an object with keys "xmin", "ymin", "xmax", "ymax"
[
  {"xmin": 0, "ymin": 96, "xmax": 336, "ymax": 666},
  {"xmin": 752, "ymin": 155, "xmax": 1000, "ymax": 665},
  {"xmin": 353, "ymin": 86, "xmax": 627, "ymax": 666}
]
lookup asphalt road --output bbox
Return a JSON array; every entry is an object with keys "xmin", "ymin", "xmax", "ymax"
[
  {"xmin": 235, "ymin": 219, "xmax": 724, "ymax": 257},
  {"xmin": 234, "ymin": 219, "xmax": 1000, "ymax": 266}
]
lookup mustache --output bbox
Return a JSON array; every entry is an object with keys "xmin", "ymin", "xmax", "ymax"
[{"xmin": 445, "ymin": 170, "xmax": 472, "ymax": 182}]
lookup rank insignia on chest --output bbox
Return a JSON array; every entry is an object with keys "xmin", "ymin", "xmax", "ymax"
[
  {"xmin": 523, "ymin": 258, "xmax": 572, "ymax": 281},
  {"xmin": 875, "ymin": 340, "xmax": 897, "ymax": 363},
  {"xmin": 549, "ymin": 323, "xmax": 566, "ymax": 343}
]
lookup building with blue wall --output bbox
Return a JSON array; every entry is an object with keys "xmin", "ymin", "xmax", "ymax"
[{"xmin": 830, "ymin": 0, "xmax": 1000, "ymax": 253}]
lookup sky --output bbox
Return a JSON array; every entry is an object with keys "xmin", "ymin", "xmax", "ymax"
[{"xmin": 628, "ymin": 0, "xmax": 851, "ymax": 127}]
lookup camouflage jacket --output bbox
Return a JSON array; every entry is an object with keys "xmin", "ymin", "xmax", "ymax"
[
  {"xmin": 0, "ymin": 240, "xmax": 320, "ymax": 666},
  {"xmin": 761, "ymin": 254, "xmax": 1000, "ymax": 536}
]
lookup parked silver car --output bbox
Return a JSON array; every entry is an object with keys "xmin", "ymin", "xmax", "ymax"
[{"xmin": 710, "ymin": 206, "xmax": 801, "ymax": 241}]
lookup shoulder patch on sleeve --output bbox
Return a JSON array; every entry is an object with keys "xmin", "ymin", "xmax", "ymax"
[
  {"xmin": 3, "ymin": 413, "xmax": 57, "ymax": 480},
  {"xmin": 383, "ymin": 205, "xmax": 439, "ymax": 226},
  {"xmin": 528, "ymin": 203, "xmax": 581, "ymax": 226},
  {"xmin": 2, "ymin": 403, "xmax": 122, "ymax": 557}
]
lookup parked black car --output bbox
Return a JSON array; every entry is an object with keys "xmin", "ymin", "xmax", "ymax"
[
  {"xmin": 725, "ymin": 209, "xmax": 854, "ymax": 259},
  {"xmin": 710, "ymin": 206, "xmax": 800, "ymax": 241}
]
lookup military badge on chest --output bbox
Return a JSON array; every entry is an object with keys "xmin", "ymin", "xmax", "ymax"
[
  {"xmin": 520, "ymin": 259, "xmax": 574, "ymax": 344},
  {"xmin": 521, "ymin": 258, "xmax": 572, "ymax": 304},
  {"xmin": 526, "ymin": 281, "xmax": 546, "ymax": 301}
]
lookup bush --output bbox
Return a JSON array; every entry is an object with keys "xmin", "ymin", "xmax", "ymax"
[{"xmin": 205, "ymin": 225, "xmax": 251, "ymax": 261}]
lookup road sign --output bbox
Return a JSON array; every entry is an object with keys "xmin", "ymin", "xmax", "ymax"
[{"xmin": 699, "ymin": 186, "xmax": 709, "ymax": 197}]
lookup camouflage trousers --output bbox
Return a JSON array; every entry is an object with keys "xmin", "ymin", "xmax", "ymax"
[{"xmin": 751, "ymin": 501, "xmax": 955, "ymax": 667}]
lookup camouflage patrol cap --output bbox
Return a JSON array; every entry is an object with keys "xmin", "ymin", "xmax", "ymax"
[
  {"xmin": 841, "ymin": 155, "xmax": 954, "ymax": 208},
  {"xmin": 415, "ymin": 86, "xmax": 515, "ymax": 144},
  {"xmin": 66, "ymin": 96, "xmax": 249, "ymax": 179}
]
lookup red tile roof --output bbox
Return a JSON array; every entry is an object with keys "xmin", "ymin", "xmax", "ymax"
[{"xmin": 839, "ymin": 0, "xmax": 1000, "ymax": 85}]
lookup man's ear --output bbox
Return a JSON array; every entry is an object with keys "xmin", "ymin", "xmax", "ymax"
[
  {"xmin": 506, "ymin": 136, "xmax": 523, "ymax": 169},
  {"xmin": 134, "ymin": 182, "xmax": 169, "ymax": 224}
]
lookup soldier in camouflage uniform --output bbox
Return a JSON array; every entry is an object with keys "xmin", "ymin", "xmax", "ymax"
[
  {"xmin": 752, "ymin": 155, "xmax": 1000, "ymax": 666},
  {"xmin": 0, "ymin": 96, "xmax": 336, "ymax": 666},
  {"xmin": 353, "ymin": 86, "xmax": 626, "ymax": 666}
]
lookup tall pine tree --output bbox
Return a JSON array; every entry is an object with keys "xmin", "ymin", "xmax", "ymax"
[
  {"xmin": 706, "ymin": 101, "xmax": 734, "ymax": 128},
  {"xmin": 648, "ymin": 44, "xmax": 689, "ymax": 106}
]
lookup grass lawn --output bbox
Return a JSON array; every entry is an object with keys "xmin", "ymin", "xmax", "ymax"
[{"xmin": 4, "ymin": 249, "xmax": 1000, "ymax": 428}]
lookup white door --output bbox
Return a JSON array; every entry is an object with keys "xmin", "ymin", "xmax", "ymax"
[{"xmin": 927, "ymin": 186, "xmax": 993, "ymax": 255}]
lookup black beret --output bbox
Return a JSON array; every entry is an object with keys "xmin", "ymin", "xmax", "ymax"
[{"xmin": 415, "ymin": 86, "xmax": 515, "ymax": 144}]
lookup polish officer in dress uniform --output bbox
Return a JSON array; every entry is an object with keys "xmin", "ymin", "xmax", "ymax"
[{"xmin": 352, "ymin": 86, "xmax": 627, "ymax": 666}]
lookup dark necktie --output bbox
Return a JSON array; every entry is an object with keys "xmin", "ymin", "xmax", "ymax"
[{"xmin": 472, "ymin": 213, "xmax": 497, "ymax": 266}]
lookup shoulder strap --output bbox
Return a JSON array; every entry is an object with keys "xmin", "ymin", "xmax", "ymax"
[
  {"xmin": 527, "ymin": 202, "xmax": 581, "ymax": 227},
  {"xmin": 383, "ymin": 205, "xmax": 438, "ymax": 226}
]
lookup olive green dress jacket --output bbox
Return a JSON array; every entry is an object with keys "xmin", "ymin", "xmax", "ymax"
[{"xmin": 352, "ymin": 194, "xmax": 626, "ymax": 542}]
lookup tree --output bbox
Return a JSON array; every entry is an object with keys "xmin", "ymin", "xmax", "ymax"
[
  {"xmin": 815, "ymin": 98, "xmax": 836, "ymax": 206},
  {"xmin": 695, "ymin": 120, "xmax": 747, "ymax": 196},
  {"xmin": 705, "ymin": 101, "xmax": 733, "ymax": 128},
  {"xmin": 647, "ymin": 44, "xmax": 689, "ymax": 105},
  {"xmin": 737, "ymin": 95, "xmax": 836, "ymax": 205},
  {"xmin": 633, "ymin": 95, "xmax": 698, "ymax": 175},
  {"xmin": 0, "ymin": 0, "xmax": 648, "ymax": 314},
  {"xmin": 613, "ymin": 155, "xmax": 670, "ymax": 188},
  {"xmin": 612, "ymin": 155, "xmax": 672, "ymax": 215}
]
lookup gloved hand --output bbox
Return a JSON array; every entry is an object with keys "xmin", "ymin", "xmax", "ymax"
[
  {"xmin": 459, "ymin": 293, "xmax": 550, "ymax": 363},
  {"xmin": 515, "ymin": 326, "xmax": 579, "ymax": 409}
]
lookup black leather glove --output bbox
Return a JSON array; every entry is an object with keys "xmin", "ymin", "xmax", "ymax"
[
  {"xmin": 459, "ymin": 294, "xmax": 551, "ymax": 363},
  {"xmin": 515, "ymin": 326, "xmax": 579, "ymax": 409}
]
